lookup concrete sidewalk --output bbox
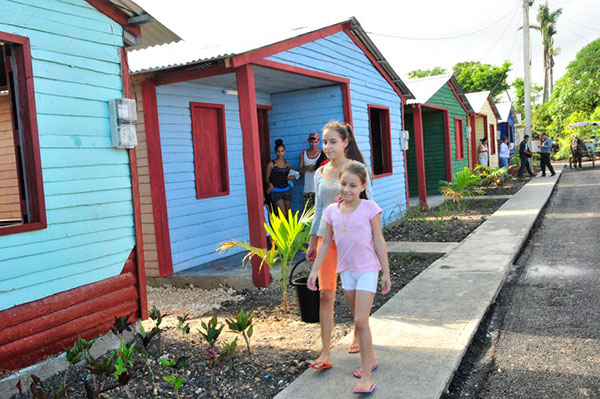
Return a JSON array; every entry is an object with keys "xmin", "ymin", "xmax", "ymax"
[{"xmin": 275, "ymin": 168, "xmax": 562, "ymax": 399}]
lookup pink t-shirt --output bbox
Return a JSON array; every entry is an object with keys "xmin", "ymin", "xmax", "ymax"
[{"xmin": 323, "ymin": 199, "xmax": 383, "ymax": 273}]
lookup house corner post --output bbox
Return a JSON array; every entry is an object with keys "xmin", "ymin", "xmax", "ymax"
[
  {"xmin": 443, "ymin": 110, "xmax": 453, "ymax": 182},
  {"xmin": 470, "ymin": 114, "xmax": 477, "ymax": 169},
  {"xmin": 235, "ymin": 64, "xmax": 270, "ymax": 288},
  {"xmin": 413, "ymin": 105, "xmax": 427, "ymax": 208}
]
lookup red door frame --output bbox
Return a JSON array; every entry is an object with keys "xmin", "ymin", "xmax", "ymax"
[
  {"xmin": 412, "ymin": 105, "xmax": 427, "ymax": 207},
  {"xmin": 470, "ymin": 114, "xmax": 477, "ymax": 168}
]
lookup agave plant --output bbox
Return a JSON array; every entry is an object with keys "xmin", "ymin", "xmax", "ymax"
[
  {"xmin": 439, "ymin": 167, "xmax": 483, "ymax": 211},
  {"xmin": 217, "ymin": 205, "xmax": 314, "ymax": 313}
]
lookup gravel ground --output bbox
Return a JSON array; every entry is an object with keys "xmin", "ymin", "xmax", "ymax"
[
  {"xmin": 383, "ymin": 198, "xmax": 507, "ymax": 242},
  {"xmin": 16, "ymin": 255, "xmax": 439, "ymax": 399},
  {"xmin": 444, "ymin": 167, "xmax": 600, "ymax": 399}
]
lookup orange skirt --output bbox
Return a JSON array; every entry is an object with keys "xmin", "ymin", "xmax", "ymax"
[{"xmin": 316, "ymin": 237, "xmax": 338, "ymax": 291}]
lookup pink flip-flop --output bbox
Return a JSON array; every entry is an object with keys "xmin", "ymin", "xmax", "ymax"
[
  {"xmin": 353, "ymin": 364, "xmax": 378, "ymax": 378},
  {"xmin": 353, "ymin": 383, "xmax": 376, "ymax": 394},
  {"xmin": 348, "ymin": 343, "xmax": 360, "ymax": 354}
]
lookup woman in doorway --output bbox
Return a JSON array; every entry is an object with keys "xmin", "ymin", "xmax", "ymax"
[
  {"xmin": 265, "ymin": 139, "xmax": 295, "ymax": 216},
  {"xmin": 306, "ymin": 121, "xmax": 373, "ymax": 370},
  {"xmin": 299, "ymin": 131, "xmax": 322, "ymax": 209},
  {"xmin": 478, "ymin": 137, "xmax": 489, "ymax": 166}
]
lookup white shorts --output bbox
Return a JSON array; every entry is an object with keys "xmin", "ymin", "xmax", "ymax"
[{"xmin": 340, "ymin": 271, "xmax": 379, "ymax": 293}]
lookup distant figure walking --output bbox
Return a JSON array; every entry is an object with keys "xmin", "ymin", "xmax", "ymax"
[
  {"xmin": 308, "ymin": 162, "xmax": 391, "ymax": 395},
  {"xmin": 539, "ymin": 133, "xmax": 556, "ymax": 177},
  {"xmin": 517, "ymin": 135, "xmax": 534, "ymax": 178},
  {"xmin": 498, "ymin": 136, "xmax": 510, "ymax": 175},
  {"xmin": 478, "ymin": 137, "xmax": 489, "ymax": 166}
]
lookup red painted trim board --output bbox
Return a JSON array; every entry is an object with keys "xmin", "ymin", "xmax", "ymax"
[
  {"xmin": 0, "ymin": 32, "xmax": 46, "ymax": 237},
  {"xmin": 121, "ymin": 48, "xmax": 147, "ymax": 319},
  {"xmin": 252, "ymin": 59, "xmax": 353, "ymax": 125},
  {"xmin": 447, "ymin": 82, "xmax": 469, "ymax": 114},
  {"xmin": 232, "ymin": 22, "xmax": 352, "ymax": 67},
  {"xmin": 257, "ymin": 104, "xmax": 273, "ymax": 110},
  {"xmin": 343, "ymin": 28, "xmax": 407, "ymax": 103},
  {"xmin": 470, "ymin": 114, "xmax": 477, "ymax": 168},
  {"xmin": 367, "ymin": 104, "xmax": 393, "ymax": 177},
  {"xmin": 454, "ymin": 117, "xmax": 465, "ymax": 161},
  {"xmin": 155, "ymin": 64, "xmax": 231, "ymax": 86},
  {"xmin": 235, "ymin": 64, "xmax": 270, "ymax": 288},
  {"xmin": 442, "ymin": 109, "xmax": 452, "ymax": 181},
  {"xmin": 413, "ymin": 105, "xmax": 427, "ymax": 206},
  {"xmin": 141, "ymin": 79, "xmax": 174, "ymax": 276},
  {"xmin": 189, "ymin": 101, "xmax": 230, "ymax": 199},
  {"xmin": 85, "ymin": 0, "xmax": 141, "ymax": 37}
]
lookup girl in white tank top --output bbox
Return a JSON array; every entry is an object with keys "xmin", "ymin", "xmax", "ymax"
[{"xmin": 299, "ymin": 132, "xmax": 322, "ymax": 208}]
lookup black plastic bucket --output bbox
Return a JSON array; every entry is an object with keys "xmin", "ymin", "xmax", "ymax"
[{"xmin": 289, "ymin": 259, "xmax": 320, "ymax": 323}]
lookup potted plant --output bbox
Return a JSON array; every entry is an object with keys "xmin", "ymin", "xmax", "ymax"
[{"xmin": 217, "ymin": 206, "xmax": 314, "ymax": 313}]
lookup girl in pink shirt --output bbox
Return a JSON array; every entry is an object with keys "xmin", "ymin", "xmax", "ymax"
[{"xmin": 308, "ymin": 162, "xmax": 391, "ymax": 394}]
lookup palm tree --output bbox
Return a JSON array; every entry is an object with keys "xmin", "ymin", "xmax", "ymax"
[{"xmin": 536, "ymin": 2, "xmax": 562, "ymax": 103}]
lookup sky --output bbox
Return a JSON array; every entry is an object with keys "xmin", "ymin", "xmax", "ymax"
[{"xmin": 135, "ymin": 0, "xmax": 599, "ymax": 100}]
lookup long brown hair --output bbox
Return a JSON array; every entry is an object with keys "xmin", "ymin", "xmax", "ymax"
[
  {"xmin": 340, "ymin": 162, "xmax": 369, "ymax": 199},
  {"xmin": 322, "ymin": 121, "xmax": 366, "ymax": 165}
]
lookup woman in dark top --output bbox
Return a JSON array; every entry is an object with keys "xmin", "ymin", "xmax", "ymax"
[{"xmin": 265, "ymin": 139, "xmax": 295, "ymax": 215}]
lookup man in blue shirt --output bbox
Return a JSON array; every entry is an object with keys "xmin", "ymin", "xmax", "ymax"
[{"xmin": 540, "ymin": 133, "xmax": 556, "ymax": 176}]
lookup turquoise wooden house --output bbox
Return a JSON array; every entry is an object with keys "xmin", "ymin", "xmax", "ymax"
[
  {"xmin": 0, "ymin": 0, "xmax": 179, "ymax": 374},
  {"xmin": 128, "ymin": 17, "xmax": 414, "ymax": 287},
  {"xmin": 403, "ymin": 74, "xmax": 473, "ymax": 207}
]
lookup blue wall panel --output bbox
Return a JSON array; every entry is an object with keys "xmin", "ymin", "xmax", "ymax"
[
  {"xmin": 267, "ymin": 32, "xmax": 407, "ymax": 224},
  {"xmin": 156, "ymin": 81, "xmax": 271, "ymax": 272},
  {"xmin": 268, "ymin": 86, "xmax": 344, "ymax": 211},
  {"xmin": 0, "ymin": 0, "xmax": 135, "ymax": 310}
]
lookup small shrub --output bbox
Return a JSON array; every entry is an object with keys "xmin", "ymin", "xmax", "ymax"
[
  {"xmin": 439, "ymin": 167, "xmax": 483, "ymax": 211},
  {"xmin": 226, "ymin": 310, "xmax": 254, "ymax": 359},
  {"xmin": 199, "ymin": 315, "xmax": 224, "ymax": 348}
]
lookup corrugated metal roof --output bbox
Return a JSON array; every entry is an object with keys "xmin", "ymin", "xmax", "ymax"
[
  {"xmin": 496, "ymin": 102, "xmax": 514, "ymax": 123},
  {"xmin": 465, "ymin": 91, "xmax": 501, "ymax": 120},
  {"xmin": 128, "ymin": 17, "xmax": 414, "ymax": 99},
  {"xmin": 405, "ymin": 74, "xmax": 473, "ymax": 112},
  {"xmin": 108, "ymin": 0, "xmax": 181, "ymax": 49},
  {"xmin": 406, "ymin": 74, "xmax": 453, "ymax": 104}
]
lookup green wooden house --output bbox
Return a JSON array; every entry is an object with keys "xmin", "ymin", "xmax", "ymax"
[{"xmin": 404, "ymin": 74, "xmax": 473, "ymax": 207}]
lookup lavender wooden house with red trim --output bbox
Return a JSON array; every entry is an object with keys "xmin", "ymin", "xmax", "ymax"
[
  {"xmin": 128, "ymin": 17, "xmax": 414, "ymax": 287},
  {"xmin": 0, "ymin": 0, "xmax": 179, "ymax": 375}
]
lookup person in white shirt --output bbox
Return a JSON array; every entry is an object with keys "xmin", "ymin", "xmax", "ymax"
[
  {"xmin": 498, "ymin": 136, "xmax": 511, "ymax": 175},
  {"xmin": 299, "ymin": 131, "xmax": 323, "ymax": 209}
]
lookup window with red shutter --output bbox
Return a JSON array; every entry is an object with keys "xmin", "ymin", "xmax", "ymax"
[
  {"xmin": 0, "ymin": 33, "xmax": 46, "ymax": 236},
  {"xmin": 368, "ymin": 105, "xmax": 392, "ymax": 177},
  {"xmin": 454, "ymin": 118, "xmax": 464, "ymax": 160},
  {"xmin": 190, "ymin": 102, "xmax": 229, "ymax": 199}
]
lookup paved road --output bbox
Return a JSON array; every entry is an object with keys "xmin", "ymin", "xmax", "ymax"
[{"xmin": 446, "ymin": 166, "xmax": 600, "ymax": 399}]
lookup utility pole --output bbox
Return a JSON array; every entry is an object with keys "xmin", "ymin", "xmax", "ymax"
[{"xmin": 523, "ymin": 0, "xmax": 533, "ymax": 137}]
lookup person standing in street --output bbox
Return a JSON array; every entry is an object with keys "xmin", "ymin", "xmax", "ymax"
[
  {"xmin": 498, "ymin": 136, "xmax": 510, "ymax": 176},
  {"xmin": 539, "ymin": 133, "xmax": 556, "ymax": 177},
  {"xmin": 517, "ymin": 135, "xmax": 534, "ymax": 178}
]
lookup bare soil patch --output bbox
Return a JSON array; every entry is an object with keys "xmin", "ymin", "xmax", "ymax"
[
  {"xmin": 383, "ymin": 198, "xmax": 508, "ymax": 242},
  {"xmin": 16, "ymin": 255, "xmax": 439, "ymax": 399}
]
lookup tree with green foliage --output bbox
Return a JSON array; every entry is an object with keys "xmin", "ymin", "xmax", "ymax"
[
  {"xmin": 408, "ymin": 67, "xmax": 447, "ymax": 79},
  {"xmin": 511, "ymin": 77, "xmax": 543, "ymax": 115},
  {"xmin": 535, "ymin": 2, "xmax": 562, "ymax": 103},
  {"xmin": 453, "ymin": 61, "xmax": 512, "ymax": 100},
  {"xmin": 540, "ymin": 39, "xmax": 600, "ymax": 138}
]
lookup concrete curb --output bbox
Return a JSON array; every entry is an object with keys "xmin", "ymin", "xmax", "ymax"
[
  {"xmin": 275, "ymin": 167, "xmax": 563, "ymax": 399},
  {"xmin": 387, "ymin": 241, "xmax": 459, "ymax": 255}
]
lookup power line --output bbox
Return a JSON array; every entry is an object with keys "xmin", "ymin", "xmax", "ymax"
[
  {"xmin": 479, "ymin": 6, "xmax": 521, "ymax": 62},
  {"xmin": 366, "ymin": 3, "xmax": 519, "ymax": 41},
  {"xmin": 557, "ymin": 21, "xmax": 590, "ymax": 40},
  {"xmin": 560, "ymin": 15, "xmax": 600, "ymax": 33}
]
